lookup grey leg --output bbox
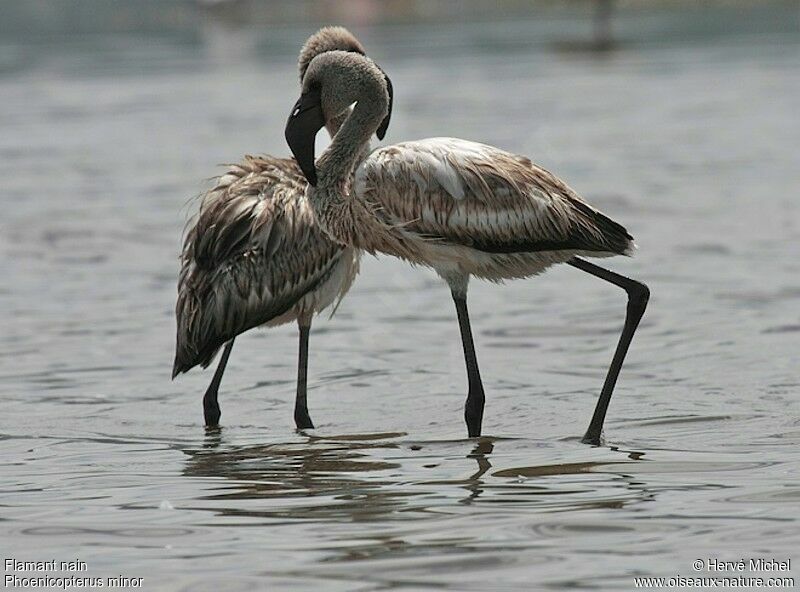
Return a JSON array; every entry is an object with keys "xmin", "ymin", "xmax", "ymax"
[
  {"xmin": 294, "ymin": 320, "xmax": 314, "ymax": 430},
  {"xmin": 203, "ymin": 339, "xmax": 234, "ymax": 427},
  {"xmin": 452, "ymin": 292, "xmax": 485, "ymax": 437},
  {"xmin": 568, "ymin": 257, "xmax": 650, "ymax": 445}
]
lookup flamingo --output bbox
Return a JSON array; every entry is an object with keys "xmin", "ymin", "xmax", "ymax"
[
  {"xmin": 173, "ymin": 28, "xmax": 392, "ymax": 429},
  {"xmin": 284, "ymin": 50, "xmax": 649, "ymax": 444}
]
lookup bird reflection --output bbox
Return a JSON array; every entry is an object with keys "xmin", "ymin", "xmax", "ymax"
[
  {"xmin": 201, "ymin": 425, "xmax": 223, "ymax": 449},
  {"xmin": 182, "ymin": 429, "xmax": 409, "ymax": 522},
  {"xmin": 460, "ymin": 438, "xmax": 494, "ymax": 504},
  {"xmin": 181, "ymin": 430, "xmax": 502, "ymax": 518},
  {"xmin": 182, "ymin": 429, "xmax": 658, "ymax": 524}
]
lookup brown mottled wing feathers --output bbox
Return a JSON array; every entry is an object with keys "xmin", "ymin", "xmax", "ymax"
[
  {"xmin": 173, "ymin": 156, "xmax": 345, "ymax": 376},
  {"xmin": 358, "ymin": 139, "xmax": 632, "ymax": 256}
]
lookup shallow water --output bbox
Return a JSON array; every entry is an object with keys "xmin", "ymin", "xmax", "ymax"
[{"xmin": 2, "ymin": 8, "xmax": 800, "ymax": 591}]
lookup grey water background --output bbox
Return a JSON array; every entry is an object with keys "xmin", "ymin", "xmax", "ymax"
[{"xmin": 2, "ymin": 2, "xmax": 800, "ymax": 590}]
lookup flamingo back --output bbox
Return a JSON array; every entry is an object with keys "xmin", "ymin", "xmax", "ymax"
[{"xmin": 355, "ymin": 137, "xmax": 634, "ymax": 280}]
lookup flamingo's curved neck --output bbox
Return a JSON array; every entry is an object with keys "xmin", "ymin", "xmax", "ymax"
[{"xmin": 310, "ymin": 100, "xmax": 382, "ymax": 247}]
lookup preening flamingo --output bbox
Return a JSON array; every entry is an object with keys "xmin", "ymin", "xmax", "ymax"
[{"xmin": 173, "ymin": 28, "xmax": 392, "ymax": 429}]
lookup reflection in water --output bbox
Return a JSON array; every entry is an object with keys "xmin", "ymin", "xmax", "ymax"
[
  {"xmin": 462, "ymin": 439, "xmax": 494, "ymax": 504},
  {"xmin": 177, "ymin": 431, "xmax": 767, "ymax": 588},
  {"xmin": 184, "ymin": 431, "xmax": 510, "ymax": 520},
  {"xmin": 183, "ymin": 430, "xmax": 406, "ymax": 521},
  {"xmin": 181, "ymin": 430, "xmax": 664, "ymax": 524}
]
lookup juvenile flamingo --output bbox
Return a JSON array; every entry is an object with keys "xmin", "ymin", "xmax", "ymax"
[
  {"xmin": 173, "ymin": 28, "xmax": 392, "ymax": 429},
  {"xmin": 284, "ymin": 50, "xmax": 649, "ymax": 444}
]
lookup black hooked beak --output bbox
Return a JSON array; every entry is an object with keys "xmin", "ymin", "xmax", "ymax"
[
  {"xmin": 376, "ymin": 69, "xmax": 393, "ymax": 141},
  {"xmin": 285, "ymin": 85, "xmax": 324, "ymax": 186}
]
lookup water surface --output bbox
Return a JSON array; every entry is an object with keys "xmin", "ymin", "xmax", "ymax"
[{"xmin": 2, "ymin": 9, "xmax": 799, "ymax": 591}]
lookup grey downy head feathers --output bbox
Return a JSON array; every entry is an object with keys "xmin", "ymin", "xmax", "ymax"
[{"xmin": 297, "ymin": 26, "xmax": 366, "ymax": 82}]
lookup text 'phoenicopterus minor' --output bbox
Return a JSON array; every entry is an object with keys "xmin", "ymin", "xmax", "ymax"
[{"xmin": 285, "ymin": 50, "xmax": 649, "ymax": 445}]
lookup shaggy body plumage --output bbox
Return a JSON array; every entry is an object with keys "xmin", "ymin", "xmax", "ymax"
[
  {"xmin": 173, "ymin": 156, "xmax": 359, "ymax": 374},
  {"xmin": 286, "ymin": 51, "xmax": 650, "ymax": 444}
]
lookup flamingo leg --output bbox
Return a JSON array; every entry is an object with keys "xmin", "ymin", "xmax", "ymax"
[
  {"xmin": 203, "ymin": 339, "xmax": 234, "ymax": 427},
  {"xmin": 568, "ymin": 257, "xmax": 649, "ymax": 445},
  {"xmin": 294, "ymin": 319, "xmax": 314, "ymax": 430},
  {"xmin": 452, "ymin": 292, "xmax": 485, "ymax": 437}
]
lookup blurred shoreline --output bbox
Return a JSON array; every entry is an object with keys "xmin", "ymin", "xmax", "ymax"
[
  {"xmin": 1, "ymin": 0, "xmax": 797, "ymax": 76},
  {"xmin": 1, "ymin": 0, "xmax": 797, "ymax": 36}
]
